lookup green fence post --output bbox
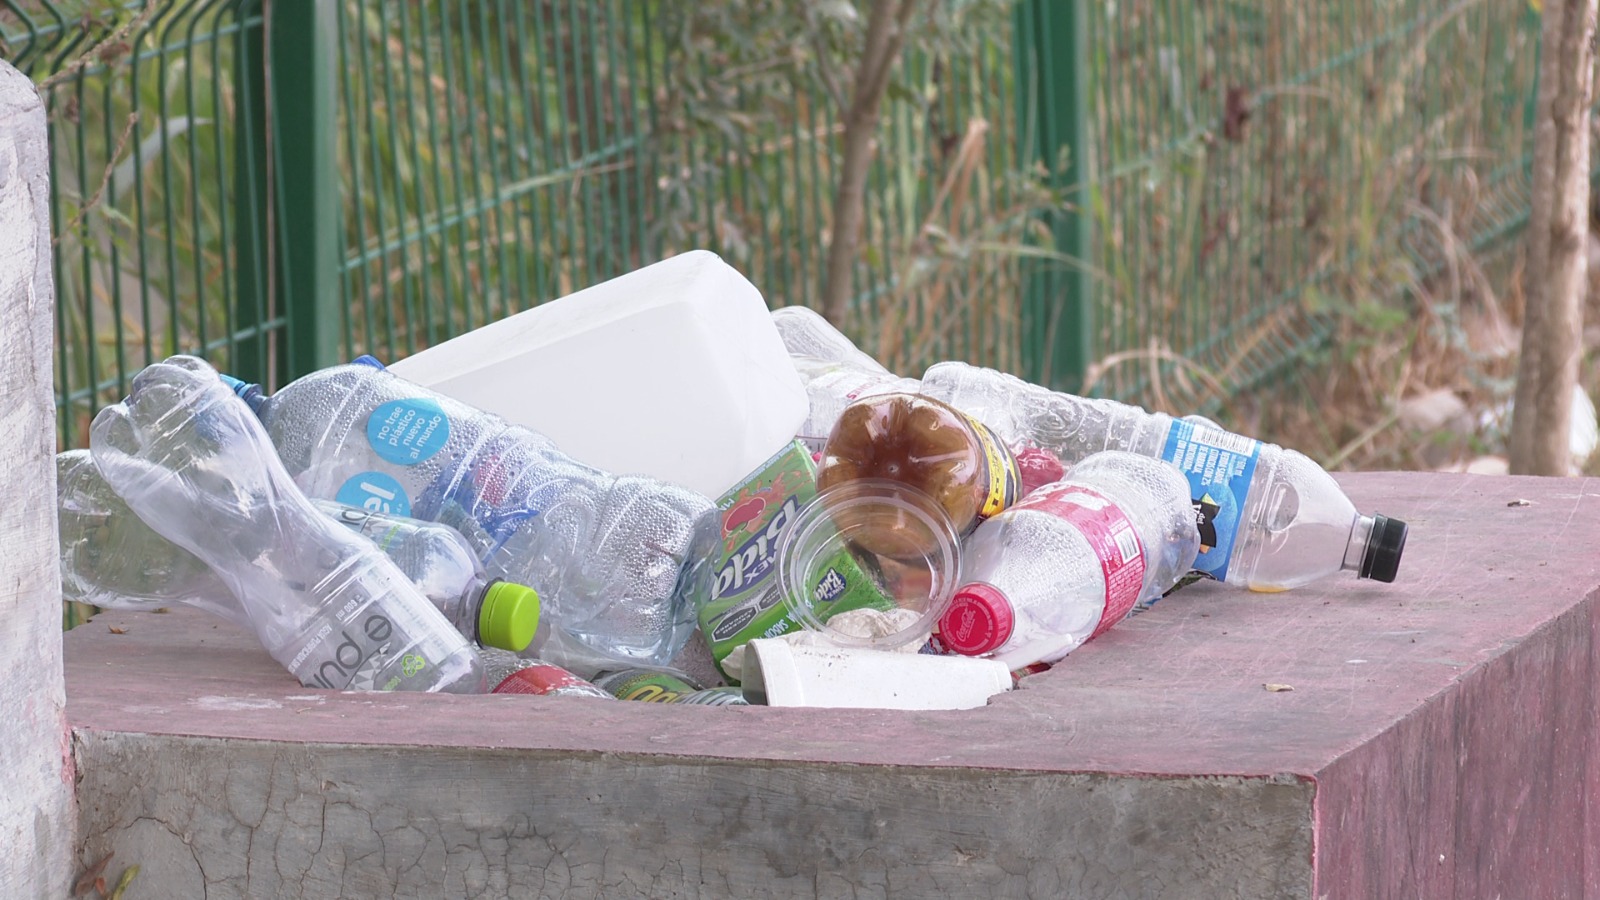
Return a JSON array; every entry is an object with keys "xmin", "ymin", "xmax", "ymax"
[
  {"xmin": 1014, "ymin": 0, "xmax": 1093, "ymax": 391},
  {"xmin": 235, "ymin": 0, "xmax": 340, "ymax": 387},
  {"xmin": 233, "ymin": 3, "xmax": 271, "ymax": 385},
  {"xmin": 270, "ymin": 0, "xmax": 341, "ymax": 380}
]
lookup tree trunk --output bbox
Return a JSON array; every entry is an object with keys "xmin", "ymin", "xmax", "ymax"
[
  {"xmin": 819, "ymin": 0, "xmax": 920, "ymax": 326},
  {"xmin": 1509, "ymin": 0, "xmax": 1598, "ymax": 475}
]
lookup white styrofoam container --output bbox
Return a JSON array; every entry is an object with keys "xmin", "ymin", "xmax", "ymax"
[
  {"xmin": 741, "ymin": 638, "xmax": 1013, "ymax": 710},
  {"xmin": 387, "ymin": 251, "xmax": 808, "ymax": 499}
]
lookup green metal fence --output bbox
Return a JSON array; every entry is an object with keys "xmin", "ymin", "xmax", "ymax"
[
  {"xmin": 5, "ymin": 0, "xmax": 1545, "ymax": 450},
  {"xmin": 328, "ymin": 2, "xmax": 1034, "ymax": 379},
  {"xmin": 3, "ymin": 0, "xmax": 276, "ymax": 447},
  {"xmin": 1075, "ymin": 0, "xmax": 1543, "ymax": 410}
]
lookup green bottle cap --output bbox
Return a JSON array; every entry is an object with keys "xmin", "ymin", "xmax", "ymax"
[{"xmin": 478, "ymin": 580, "xmax": 541, "ymax": 652}]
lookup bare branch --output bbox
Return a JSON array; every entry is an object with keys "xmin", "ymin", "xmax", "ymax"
[
  {"xmin": 52, "ymin": 112, "xmax": 140, "ymax": 247},
  {"xmin": 37, "ymin": 0, "xmax": 158, "ymax": 92},
  {"xmin": 820, "ymin": 0, "xmax": 922, "ymax": 325}
]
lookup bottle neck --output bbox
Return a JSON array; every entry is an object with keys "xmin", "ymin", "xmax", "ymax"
[
  {"xmin": 465, "ymin": 578, "xmax": 493, "ymax": 645},
  {"xmin": 1340, "ymin": 515, "xmax": 1375, "ymax": 573},
  {"xmin": 217, "ymin": 373, "xmax": 269, "ymax": 416}
]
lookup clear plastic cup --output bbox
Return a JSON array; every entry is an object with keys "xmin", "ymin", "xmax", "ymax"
[{"xmin": 776, "ymin": 479, "xmax": 961, "ymax": 650}]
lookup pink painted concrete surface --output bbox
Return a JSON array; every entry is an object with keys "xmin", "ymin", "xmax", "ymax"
[
  {"xmin": 64, "ymin": 472, "xmax": 1600, "ymax": 895},
  {"xmin": 63, "ymin": 473, "xmax": 1596, "ymax": 770}
]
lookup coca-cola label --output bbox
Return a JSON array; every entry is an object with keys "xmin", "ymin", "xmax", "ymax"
[
  {"xmin": 1158, "ymin": 420, "xmax": 1261, "ymax": 581},
  {"xmin": 1013, "ymin": 484, "xmax": 1146, "ymax": 639},
  {"xmin": 493, "ymin": 664, "xmax": 610, "ymax": 698}
]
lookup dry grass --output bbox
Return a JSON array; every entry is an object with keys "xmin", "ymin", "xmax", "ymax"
[{"xmin": 1224, "ymin": 218, "xmax": 1593, "ymax": 475}]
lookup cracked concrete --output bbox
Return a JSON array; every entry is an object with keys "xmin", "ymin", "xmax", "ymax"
[{"xmin": 74, "ymin": 731, "xmax": 1314, "ymax": 898}]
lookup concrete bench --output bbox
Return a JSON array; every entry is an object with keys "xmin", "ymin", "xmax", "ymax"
[{"xmin": 64, "ymin": 471, "xmax": 1600, "ymax": 898}]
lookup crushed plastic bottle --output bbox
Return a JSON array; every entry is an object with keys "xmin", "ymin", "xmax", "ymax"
[
  {"xmin": 770, "ymin": 305, "xmax": 891, "ymax": 370},
  {"xmin": 770, "ymin": 308, "xmax": 1063, "ymax": 493},
  {"xmin": 937, "ymin": 452, "xmax": 1200, "ymax": 669},
  {"xmin": 770, "ymin": 306, "xmax": 921, "ymax": 451},
  {"xmin": 58, "ymin": 448, "xmax": 235, "ymax": 626},
  {"xmin": 89, "ymin": 356, "xmax": 485, "ymax": 693},
  {"xmin": 58, "ymin": 449, "xmax": 542, "ymax": 652},
  {"xmin": 920, "ymin": 362, "xmax": 1408, "ymax": 591},
  {"xmin": 221, "ymin": 359, "xmax": 718, "ymax": 674}
]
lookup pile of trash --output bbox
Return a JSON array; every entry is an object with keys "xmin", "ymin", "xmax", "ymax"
[{"xmin": 58, "ymin": 251, "xmax": 1408, "ymax": 710}]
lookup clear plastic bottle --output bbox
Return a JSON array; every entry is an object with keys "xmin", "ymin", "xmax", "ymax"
[
  {"xmin": 919, "ymin": 362, "xmax": 1408, "ymax": 591},
  {"xmin": 769, "ymin": 308, "xmax": 1067, "ymax": 493},
  {"xmin": 770, "ymin": 306, "xmax": 921, "ymax": 450},
  {"xmin": 481, "ymin": 649, "xmax": 614, "ymax": 698},
  {"xmin": 57, "ymin": 448, "xmax": 240, "ymax": 626},
  {"xmin": 220, "ymin": 359, "xmax": 718, "ymax": 673},
  {"xmin": 58, "ymin": 450, "xmax": 543, "ymax": 652},
  {"xmin": 771, "ymin": 306, "xmax": 895, "ymax": 373},
  {"xmin": 937, "ymin": 452, "xmax": 1200, "ymax": 668},
  {"xmin": 89, "ymin": 356, "xmax": 486, "ymax": 693},
  {"xmin": 319, "ymin": 503, "xmax": 543, "ymax": 652}
]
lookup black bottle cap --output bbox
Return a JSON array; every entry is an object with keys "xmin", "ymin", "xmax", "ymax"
[{"xmin": 1359, "ymin": 514, "xmax": 1408, "ymax": 583}]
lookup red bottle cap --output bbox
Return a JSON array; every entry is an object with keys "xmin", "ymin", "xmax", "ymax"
[{"xmin": 937, "ymin": 583, "xmax": 1014, "ymax": 655}]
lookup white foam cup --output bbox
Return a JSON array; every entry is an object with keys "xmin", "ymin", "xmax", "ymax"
[{"xmin": 740, "ymin": 638, "xmax": 1012, "ymax": 710}]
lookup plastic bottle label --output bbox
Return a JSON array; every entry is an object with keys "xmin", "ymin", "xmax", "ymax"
[
  {"xmin": 592, "ymin": 668, "xmax": 702, "ymax": 702},
  {"xmin": 326, "ymin": 504, "xmax": 406, "ymax": 552},
  {"xmin": 676, "ymin": 687, "xmax": 750, "ymax": 706},
  {"xmin": 336, "ymin": 471, "xmax": 412, "ymax": 517},
  {"xmin": 1159, "ymin": 420, "xmax": 1261, "ymax": 581},
  {"xmin": 957, "ymin": 411, "xmax": 1021, "ymax": 521},
  {"xmin": 367, "ymin": 398, "xmax": 451, "ymax": 465},
  {"xmin": 493, "ymin": 664, "xmax": 612, "ymax": 699},
  {"xmin": 286, "ymin": 565, "xmax": 460, "ymax": 692},
  {"xmin": 1013, "ymin": 484, "xmax": 1146, "ymax": 638}
]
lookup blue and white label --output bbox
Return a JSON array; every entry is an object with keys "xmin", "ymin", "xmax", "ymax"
[
  {"xmin": 336, "ymin": 471, "xmax": 412, "ymax": 517},
  {"xmin": 366, "ymin": 399, "xmax": 450, "ymax": 466},
  {"xmin": 813, "ymin": 568, "xmax": 848, "ymax": 604},
  {"xmin": 1160, "ymin": 420, "xmax": 1260, "ymax": 581}
]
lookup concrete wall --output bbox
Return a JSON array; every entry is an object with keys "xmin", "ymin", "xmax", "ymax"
[
  {"xmin": 0, "ymin": 60, "xmax": 74, "ymax": 899},
  {"xmin": 74, "ymin": 729, "xmax": 1315, "ymax": 898}
]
